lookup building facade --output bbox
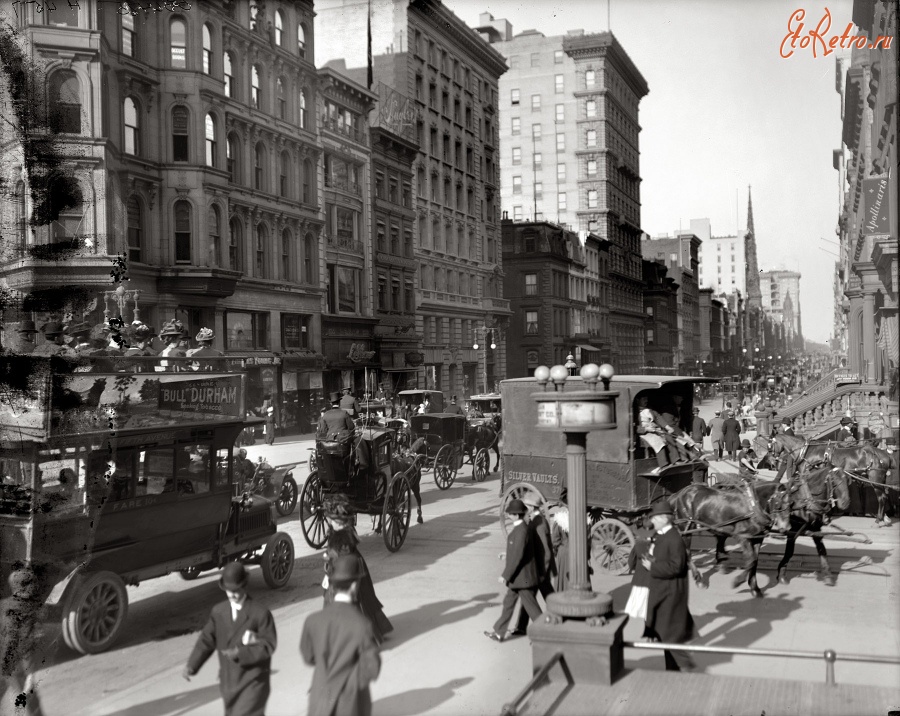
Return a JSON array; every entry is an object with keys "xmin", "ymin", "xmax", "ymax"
[
  {"xmin": 759, "ymin": 269, "xmax": 803, "ymax": 353},
  {"xmin": 641, "ymin": 259, "xmax": 678, "ymax": 372},
  {"xmin": 315, "ymin": 0, "xmax": 511, "ymax": 398},
  {"xmin": 0, "ymin": 0, "xmax": 327, "ymax": 436},
  {"xmin": 692, "ymin": 217, "xmax": 748, "ymax": 297},
  {"xmin": 479, "ymin": 17, "xmax": 648, "ymax": 373}
]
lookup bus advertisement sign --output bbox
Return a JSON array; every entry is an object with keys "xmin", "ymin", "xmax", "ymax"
[{"xmin": 157, "ymin": 375, "xmax": 243, "ymax": 417}]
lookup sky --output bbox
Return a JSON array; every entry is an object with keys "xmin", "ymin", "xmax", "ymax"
[{"xmin": 445, "ymin": 0, "xmax": 854, "ymax": 343}]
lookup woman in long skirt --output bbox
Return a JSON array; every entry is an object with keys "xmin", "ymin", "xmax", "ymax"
[
  {"xmin": 322, "ymin": 495, "xmax": 394, "ymax": 643},
  {"xmin": 624, "ymin": 525, "xmax": 654, "ymax": 637}
]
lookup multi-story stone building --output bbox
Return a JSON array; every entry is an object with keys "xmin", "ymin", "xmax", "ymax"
[
  {"xmin": 501, "ymin": 219, "xmax": 587, "ymax": 377},
  {"xmin": 641, "ymin": 232, "xmax": 701, "ymax": 372},
  {"xmin": 579, "ymin": 232, "xmax": 611, "ymax": 363},
  {"xmin": 0, "ymin": 0, "xmax": 326, "ymax": 435},
  {"xmin": 641, "ymin": 259, "xmax": 678, "ymax": 373},
  {"xmin": 315, "ymin": 0, "xmax": 510, "ymax": 398},
  {"xmin": 318, "ymin": 66, "xmax": 378, "ymax": 396},
  {"xmin": 478, "ymin": 16, "xmax": 648, "ymax": 373},
  {"xmin": 692, "ymin": 217, "xmax": 747, "ymax": 297}
]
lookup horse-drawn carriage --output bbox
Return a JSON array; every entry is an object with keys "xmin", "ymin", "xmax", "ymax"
[
  {"xmin": 299, "ymin": 428, "xmax": 418, "ymax": 552},
  {"xmin": 499, "ymin": 374, "xmax": 715, "ymax": 574},
  {"xmin": 466, "ymin": 393, "xmax": 502, "ymax": 421},
  {"xmin": 355, "ymin": 399, "xmax": 391, "ymax": 427},
  {"xmin": 464, "ymin": 394, "xmax": 502, "ymax": 482},
  {"xmin": 396, "ymin": 389, "xmax": 444, "ymax": 418},
  {"xmin": 408, "ymin": 413, "xmax": 466, "ymax": 490}
]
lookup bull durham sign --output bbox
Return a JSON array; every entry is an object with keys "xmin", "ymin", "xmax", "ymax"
[{"xmin": 158, "ymin": 376, "xmax": 243, "ymax": 417}]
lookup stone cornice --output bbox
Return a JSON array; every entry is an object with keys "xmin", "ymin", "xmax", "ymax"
[{"xmin": 563, "ymin": 33, "xmax": 649, "ymax": 98}]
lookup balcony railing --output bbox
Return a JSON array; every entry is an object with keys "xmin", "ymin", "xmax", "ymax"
[
  {"xmin": 323, "ymin": 175, "xmax": 362, "ymax": 196},
  {"xmin": 321, "ymin": 116, "xmax": 365, "ymax": 143},
  {"xmin": 325, "ymin": 234, "xmax": 364, "ymax": 255}
]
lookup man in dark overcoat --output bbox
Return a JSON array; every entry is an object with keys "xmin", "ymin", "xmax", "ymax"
[
  {"xmin": 484, "ymin": 499, "xmax": 542, "ymax": 642},
  {"xmin": 339, "ymin": 388, "xmax": 361, "ymax": 419},
  {"xmin": 513, "ymin": 497, "xmax": 556, "ymax": 635},
  {"xmin": 317, "ymin": 392, "xmax": 355, "ymax": 440},
  {"xmin": 300, "ymin": 555, "xmax": 381, "ymax": 716},
  {"xmin": 443, "ymin": 395, "xmax": 464, "ymax": 415},
  {"xmin": 183, "ymin": 563, "xmax": 277, "ymax": 715},
  {"xmin": 641, "ymin": 500, "xmax": 695, "ymax": 672},
  {"xmin": 780, "ymin": 417, "xmax": 796, "ymax": 437}
]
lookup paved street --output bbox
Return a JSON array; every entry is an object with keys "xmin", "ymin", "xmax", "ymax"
[{"xmin": 29, "ymin": 401, "xmax": 900, "ymax": 716}]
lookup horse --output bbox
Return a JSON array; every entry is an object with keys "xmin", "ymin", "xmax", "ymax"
[
  {"xmin": 754, "ymin": 465, "xmax": 850, "ymax": 586},
  {"xmin": 391, "ymin": 437, "xmax": 425, "ymax": 524},
  {"xmin": 670, "ymin": 478, "xmax": 791, "ymax": 598},
  {"xmin": 464, "ymin": 414, "xmax": 501, "ymax": 475},
  {"xmin": 768, "ymin": 433, "xmax": 894, "ymax": 526}
]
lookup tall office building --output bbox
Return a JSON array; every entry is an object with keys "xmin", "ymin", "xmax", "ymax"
[
  {"xmin": 693, "ymin": 217, "xmax": 748, "ymax": 296},
  {"xmin": 480, "ymin": 17, "xmax": 648, "ymax": 373},
  {"xmin": 316, "ymin": 0, "xmax": 510, "ymax": 397},
  {"xmin": 759, "ymin": 269, "xmax": 803, "ymax": 349}
]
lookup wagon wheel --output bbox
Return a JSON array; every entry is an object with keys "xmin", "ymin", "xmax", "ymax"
[
  {"xmin": 61, "ymin": 571, "xmax": 128, "ymax": 655},
  {"xmin": 276, "ymin": 474, "xmax": 298, "ymax": 516},
  {"xmin": 261, "ymin": 531, "xmax": 295, "ymax": 588},
  {"xmin": 383, "ymin": 473, "xmax": 413, "ymax": 552},
  {"xmin": 499, "ymin": 483, "xmax": 545, "ymax": 537},
  {"xmin": 590, "ymin": 518, "xmax": 635, "ymax": 575},
  {"xmin": 473, "ymin": 448, "xmax": 490, "ymax": 482},
  {"xmin": 433, "ymin": 445, "xmax": 456, "ymax": 490},
  {"xmin": 299, "ymin": 472, "xmax": 329, "ymax": 549}
]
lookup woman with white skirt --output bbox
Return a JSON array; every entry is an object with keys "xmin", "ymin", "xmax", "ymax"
[{"xmin": 624, "ymin": 525, "xmax": 655, "ymax": 636}]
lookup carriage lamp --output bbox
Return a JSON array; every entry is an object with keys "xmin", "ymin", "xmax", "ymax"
[{"xmin": 565, "ymin": 353, "xmax": 577, "ymax": 376}]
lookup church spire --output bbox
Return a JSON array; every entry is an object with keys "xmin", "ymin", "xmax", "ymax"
[{"xmin": 744, "ymin": 186, "xmax": 762, "ymax": 309}]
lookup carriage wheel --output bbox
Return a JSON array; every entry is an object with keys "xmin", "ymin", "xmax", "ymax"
[
  {"xmin": 61, "ymin": 571, "xmax": 128, "ymax": 655},
  {"xmin": 299, "ymin": 472, "xmax": 329, "ymax": 549},
  {"xmin": 261, "ymin": 532, "xmax": 295, "ymax": 588},
  {"xmin": 499, "ymin": 483, "xmax": 545, "ymax": 537},
  {"xmin": 473, "ymin": 448, "xmax": 490, "ymax": 482},
  {"xmin": 383, "ymin": 473, "xmax": 412, "ymax": 552},
  {"xmin": 275, "ymin": 474, "xmax": 298, "ymax": 516},
  {"xmin": 433, "ymin": 445, "xmax": 456, "ymax": 490},
  {"xmin": 590, "ymin": 518, "xmax": 635, "ymax": 575}
]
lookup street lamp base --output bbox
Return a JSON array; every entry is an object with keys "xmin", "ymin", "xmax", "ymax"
[{"xmin": 546, "ymin": 589, "xmax": 612, "ymax": 619}]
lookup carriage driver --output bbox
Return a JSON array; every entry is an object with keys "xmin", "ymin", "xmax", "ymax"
[{"xmin": 317, "ymin": 392, "xmax": 370, "ymax": 474}]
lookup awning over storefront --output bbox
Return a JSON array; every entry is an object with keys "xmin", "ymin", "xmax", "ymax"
[
  {"xmin": 281, "ymin": 351, "xmax": 327, "ymax": 371},
  {"xmin": 577, "ymin": 344, "xmax": 603, "ymax": 352}
]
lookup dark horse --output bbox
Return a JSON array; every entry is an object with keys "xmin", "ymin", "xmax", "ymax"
[
  {"xmin": 671, "ymin": 478, "xmax": 790, "ymax": 598},
  {"xmin": 391, "ymin": 437, "xmax": 425, "ymax": 524},
  {"xmin": 464, "ymin": 414, "xmax": 502, "ymax": 475},
  {"xmin": 768, "ymin": 433, "xmax": 894, "ymax": 526},
  {"xmin": 754, "ymin": 466, "xmax": 850, "ymax": 587}
]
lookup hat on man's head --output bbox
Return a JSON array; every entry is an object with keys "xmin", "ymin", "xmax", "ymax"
[
  {"xmin": 219, "ymin": 562, "xmax": 249, "ymax": 591},
  {"xmin": 195, "ymin": 327, "xmax": 215, "ymax": 342},
  {"xmin": 840, "ymin": 417, "xmax": 853, "ymax": 426},
  {"xmin": 714, "ymin": 410, "xmax": 721, "ymax": 416},
  {"xmin": 342, "ymin": 387, "xmax": 351, "ymax": 394},
  {"xmin": 781, "ymin": 417, "xmax": 792, "ymax": 425},
  {"xmin": 692, "ymin": 407, "xmax": 700, "ymax": 414},
  {"xmin": 741, "ymin": 439, "xmax": 752, "ymax": 448},
  {"xmin": 505, "ymin": 499, "xmax": 527, "ymax": 516},
  {"xmin": 41, "ymin": 321, "xmax": 64, "ymax": 337},
  {"xmin": 331, "ymin": 555, "xmax": 362, "ymax": 587},
  {"xmin": 649, "ymin": 500, "xmax": 674, "ymax": 517},
  {"xmin": 522, "ymin": 495, "xmax": 542, "ymax": 509},
  {"xmin": 329, "ymin": 391, "xmax": 342, "ymax": 403}
]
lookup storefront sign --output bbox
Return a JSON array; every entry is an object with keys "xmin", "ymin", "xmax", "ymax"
[
  {"xmin": 244, "ymin": 356, "xmax": 281, "ymax": 366},
  {"xmin": 348, "ymin": 343, "xmax": 376, "ymax": 363},
  {"xmin": 405, "ymin": 351, "xmax": 424, "ymax": 366},
  {"xmin": 158, "ymin": 376, "xmax": 243, "ymax": 417}
]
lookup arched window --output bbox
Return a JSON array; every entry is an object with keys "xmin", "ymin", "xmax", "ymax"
[
  {"xmin": 202, "ymin": 24, "xmax": 213, "ymax": 74},
  {"xmin": 223, "ymin": 52, "xmax": 235, "ymax": 98},
  {"xmin": 174, "ymin": 200, "xmax": 191, "ymax": 263},
  {"xmin": 122, "ymin": 12, "xmax": 136, "ymax": 57},
  {"xmin": 208, "ymin": 205, "xmax": 221, "ymax": 267},
  {"xmin": 275, "ymin": 10, "xmax": 285, "ymax": 46},
  {"xmin": 226, "ymin": 132, "xmax": 240, "ymax": 184},
  {"xmin": 281, "ymin": 227, "xmax": 292, "ymax": 280},
  {"xmin": 249, "ymin": 0, "xmax": 259, "ymax": 31},
  {"xmin": 170, "ymin": 17, "xmax": 187, "ymax": 68},
  {"xmin": 127, "ymin": 195, "xmax": 142, "ymax": 262},
  {"xmin": 254, "ymin": 142, "xmax": 266, "ymax": 191},
  {"xmin": 279, "ymin": 150, "xmax": 290, "ymax": 197},
  {"xmin": 302, "ymin": 158, "xmax": 314, "ymax": 204},
  {"xmin": 299, "ymin": 89, "xmax": 308, "ymax": 129},
  {"xmin": 303, "ymin": 232, "xmax": 315, "ymax": 283},
  {"xmin": 298, "ymin": 23, "xmax": 307, "ymax": 58},
  {"xmin": 172, "ymin": 105, "xmax": 189, "ymax": 161},
  {"xmin": 205, "ymin": 113, "xmax": 217, "ymax": 167},
  {"xmin": 49, "ymin": 71, "xmax": 81, "ymax": 134},
  {"xmin": 255, "ymin": 222, "xmax": 268, "ymax": 277},
  {"xmin": 229, "ymin": 218, "xmax": 242, "ymax": 271},
  {"xmin": 14, "ymin": 181, "xmax": 26, "ymax": 250},
  {"xmin": 276, "ymin": 77, "xmax": 286, "ymax": 119},
  {"xmin": 251, "ymin": 65, "xmax": 262, "ymax": 109},
  {"xmin": 124, "ymin": 97, "xmax": 139, "ymax": 155}
]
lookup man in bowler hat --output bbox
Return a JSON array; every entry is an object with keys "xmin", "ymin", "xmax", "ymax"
[
  {"xmin": 641, "ymin": 500, "xmax": 695, "ymax": 671},
  {"xmin": 317, "ymin": 392, "xmax": 356, "ymax": 441},
  {"xmin": 484, "ymin": 499, "xmax": 542, "ymax": 642},
  {"xmin": 300, "ymin": 555, "xmax": 381, "ymax": 716},
  {"xmin": 513, "ymin": 496, "xmax": 556, "ymax": 636},
  {"xmin": 183, "ymin": 563, "xmax": 277, "ymax": 715}
]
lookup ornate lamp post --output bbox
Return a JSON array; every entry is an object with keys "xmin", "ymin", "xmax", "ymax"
[
  {"xmin": 473, "ymin": 327, "xmax": 497, "ymax": 394},
  {"xmin": 527, "ymin": 362, "xmax": 628, "ymax": 686},
  {"xmin": 564, "ymin": 353, "xmax": 577, "ymax": 376}
]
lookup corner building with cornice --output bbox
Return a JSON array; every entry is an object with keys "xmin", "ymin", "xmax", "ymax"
[
  {"xmin": 478, "ymin": 19, "xmax": 648, "ymax": 374},
  {"xmin": 0, "ymin": 1, "xmax": 327, "ymax": 437},
  {"xmin": 315, "ymin": 0, "xmax": 510, "ymax": 397}
]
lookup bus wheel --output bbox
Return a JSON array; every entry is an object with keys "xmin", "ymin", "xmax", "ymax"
[{"xmin": 61, "ymin": 571, "xmax": 129, "ymax": 655}]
